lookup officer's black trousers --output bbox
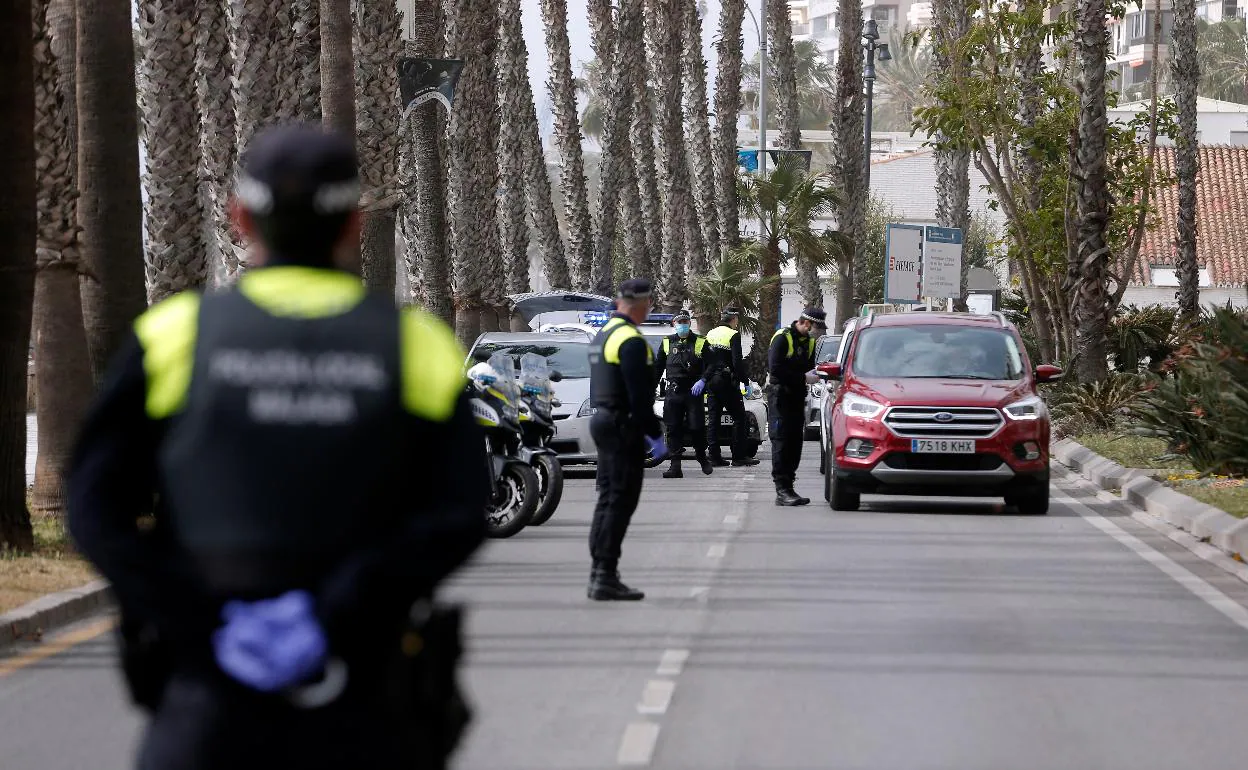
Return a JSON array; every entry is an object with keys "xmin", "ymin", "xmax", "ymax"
[
  {"xmin": 137, "ymin": 670, "xmax": 439, "ymax": 770},
  {"xmin": 705, "ymin": 386, "xmax": 748, "ymax": 462},
  {"xmin": 589, "ymin": 409, "xmax": 645, "ymax": 566},
  {"xmin": 768, "ymin": 388, "xmax": 806, "ymax": 489},
  {"xmin": 664, "ymin": 386, "xmax": 707, "ymax": 458}
]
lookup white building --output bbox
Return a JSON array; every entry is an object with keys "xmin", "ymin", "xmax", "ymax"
[{"xmin": 1111, "ymin": 96, "xmax": 1248, "ymax": 145}]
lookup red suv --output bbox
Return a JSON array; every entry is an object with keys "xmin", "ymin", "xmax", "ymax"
[{"xmin": 816, "ymin": 311, "xmax": 1062, "ymax": 514}]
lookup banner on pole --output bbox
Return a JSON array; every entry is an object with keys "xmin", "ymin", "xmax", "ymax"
[
  {"xmin": 921, "ymin": 226, "xmax": 963, "ymax": 299},
  {"xmin": 736, "ymin": 149, "xmax": 760, "ymax": 171},
  {"xmin": 398, "ymin": 57, "xmax": 465, "ymax": 117},
  {"xmin": 884, "ymin": 224, "xmax": 923, "ymax": 303}
]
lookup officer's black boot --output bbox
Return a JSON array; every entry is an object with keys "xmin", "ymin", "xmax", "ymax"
[
  {"xmin": 696, "ymin": 448, "xmax": 714, "ymax": 475},
  {"xmin": 663, "ymin": 457, "xmax": 683, "ymax": 479},
  {"xmin": 775, "ymin": 487, "xmax": 807, "ymax": 506},
  {"xmin": 588, "ymin": 561, "xmax": 645, "ymax": 601},
  {"xmin": 709, "ymin": 450, "xmax": 730, "ymax": 468},
  {"xmin": 732, "ymin": 457, "xmax": 761, "ymax": 467}
]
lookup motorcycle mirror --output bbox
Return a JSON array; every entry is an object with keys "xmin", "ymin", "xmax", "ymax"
[{"xmin": 549, "ymin": 370, "xmax": 563, "ymax": 382}]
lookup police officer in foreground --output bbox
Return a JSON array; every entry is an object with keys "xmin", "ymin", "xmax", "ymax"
[
  {"xmin": 66, "ymin": 124, "xmax": 488, "ymax": 770},
  {"xmin": 695, "ymin": 308, "xmax": 761, "ymax": 467},
  {"xmin": 653, "ymin": 310, "xmax": 714, "ymax": 478},
  {"xmin": 768, "ymin": 308, "xmax": 827, "ymax": 506},
  {"xmin": 587, "ymin": 278, "xmax": 668, "ymax": 601}
]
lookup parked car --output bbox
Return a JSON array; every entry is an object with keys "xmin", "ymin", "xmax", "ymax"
[
  {"xmin": 804, "ymin": 333, "xmax": 843, "ymax": 440},
  {"xmin": 816, "ymin": 310, "xmax": 1062, "ymax": 514}
]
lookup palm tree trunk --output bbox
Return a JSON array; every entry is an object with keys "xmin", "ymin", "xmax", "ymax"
[
  {"xmin": 293, "ymin": 0, "xmax": 321, "ymax": 121},
  {"xmin": 48, "ymin": 0, "xmax": 75, "ymax": 147},
  {"xmin": 353, "ymin": 0, "xmax": 401, "ymax": 297},
  {"xmin": 0, "ymin": 0, "xmax": 36, "ymax": 551},
  {"xmin": 630, "ymin": 20, "xmax": 664, "ymax": 281},
  {"xmin": 499, "ymin": 0, "xmax": 533, "ymax": 314},
  {"xmin": 540, "ymin": 0, "xmax": 595, "ymax": 290},
  {"xmin": 1073, "ymin": 0, "xmax": 1112, "ymax": 384},
  {"xmin": 587, "ymin": 0, "xmax": 621, "ymax": 294},
  {"xmin": 319, "ymin": 0, "xmax": 354, "ymax": 137},
  {"xmin": 683, "ymin": 0, "xmax": 718, "ymax": 276},
  {"xmin": 931, "ymin": 0, "xmax": 971, "ymax": 235},
  {"xmin": 649, "ymin": 0, "xmax": 695, "ymax": 310},
  {"xmin": 831, "ymin": 0, "xmax": 866, "ymax": 328},
  {"xmin": 76, "ymin": 0, "xmax": 147, "ymax": 380},
  {"xmin": 713, "ymin": 0, "xmax": 745, "ymax": 259},
  {"xmin": 1173, "ymin": 0, "xmax": 1200, "ymax": 321},
  {"xmin": 194, "ymin": 0, "xmax": 237, "ymax": 284},
  {"xmin": 523, "ymin": 128, "xmax": 570, "ymax": 290},
  {"xmin": 138, "ymin": 0, "xmax": 208, "ymax": 303}
]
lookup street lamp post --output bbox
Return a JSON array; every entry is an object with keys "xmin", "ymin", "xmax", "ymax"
[
  {"xmin": 861, "ymin": 19, "xmax": 890, "ymax": 193},
  {"xmin": 745, "ymin": 1, "xmax": 768, "ymax": 175}
]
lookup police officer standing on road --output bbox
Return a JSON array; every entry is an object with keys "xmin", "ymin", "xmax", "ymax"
[
  {"xmin": 653, "ymin": 310, "xmax": 714, "ymax": 479},
  {"xmin": 695, "ymin": 309, "xmax": 761, "ymax": 467},
  {"xmin": 768, "ymin": 308, "xmax": 827, "ymax": 506},
  {"xmin": 586, "ymin": 279, "xmax": 668, "ymax": 601},
  {"xmin": 66, "ymin": 124, "xmax": 488, "ymax": 770}
]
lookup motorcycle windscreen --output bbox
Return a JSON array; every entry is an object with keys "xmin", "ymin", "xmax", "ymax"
[
  {"xmin": 486, "ymin": 352, "xmax": 520, "ymax": 422},
  {"xmin": 507, "ymin": 291, "xmax": 613, "ymax": 323},
  {"xmin": 518, "ymin": 352, "xmax": 552, "ymax": 399}
]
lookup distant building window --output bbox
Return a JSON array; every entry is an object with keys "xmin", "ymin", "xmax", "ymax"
[{"xmin": 1151, "ymin": 266, "xmax": 1212, "ymax": 287}]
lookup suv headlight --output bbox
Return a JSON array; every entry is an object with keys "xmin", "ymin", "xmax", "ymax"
[
  {"xmin": 577, "ymin": 398, "xmax": 596, "ymax": 418},
  {"xmin": 1003, "ymin": 395, "xmax": 1045, "ymax": 421},
  {"xmin": 841, "ymin": 393, "xmax": 885, "ymax": 420}
]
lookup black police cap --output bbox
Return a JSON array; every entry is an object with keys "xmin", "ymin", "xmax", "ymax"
[
  {"xmin": 673, "ymin": 309, "xmax": 692, "ymax": 323},
  {"xmin": 801, "ymin": 307, "xmax": 828, "ymax": 327},
  {"xmin": 617, "ymin": 278, "xmax": 653, "ymax": 300},
  {"xmin": 235, "ymin": 123, "xmax": 360, "ymax": 220}
]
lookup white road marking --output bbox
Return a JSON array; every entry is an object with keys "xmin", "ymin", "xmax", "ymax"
[
  {"xmin": 733, "ymin": 491, "xmax": 749, "ymax": 501},
  {"xmin": 742, "ymin": 474, "xmax": 755, "ymax": 482},
  {"xmin": 1056, "ymin": 493, "xmax": 1248, "ymax": 633},
  {"xmin": 723, "ymin": 514, "xmax": 741, "ymax": 525},
  {"xmin": 637, "ymin": 679, "xmax": 676, "ymax": 715},
  {"xmin": 706, "ymin": 543, "xmax": 728, "ymax": 559},
  {"xmin": 617, "ymin": 722, "xmax": 661, "ymax": 765},
  {"xmin": 689, "ymin": 586, "xmax": 709, "ymax": 602},
  {"xmin": 656, "ymin": 649, "xmax": 689, "ymax": 676}
]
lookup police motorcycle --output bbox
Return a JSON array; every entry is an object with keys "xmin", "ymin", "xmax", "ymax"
[
  {"xmin": 516, "ymin": 353, "xmax": 565, "ymax": 526},
  {"xmin": 467, "ymin": 353, "xmax": 540, "ymax": 538}
]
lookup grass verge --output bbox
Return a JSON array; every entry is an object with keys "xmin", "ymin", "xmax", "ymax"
[
  {"xmin": 0, "ymin": 514, "xmax": 95, "ymax": 615},
  {"xmin": 1072, "ymin": 433, "xmax": 1193, "ymax": 471},
  {"xmin": 1162, "ymin": 474, "xmax": 1248, "ymax": 519}
]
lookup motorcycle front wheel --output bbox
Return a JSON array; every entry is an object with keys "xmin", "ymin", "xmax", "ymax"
[
  {"xmin": 485, "ymin": 462, "xmax": 540, "ymax": 538},
  {"xmin": 528, "ymin": 453, "xmax": 564, "ymax": 526}
]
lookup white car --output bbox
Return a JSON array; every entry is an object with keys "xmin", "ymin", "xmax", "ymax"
[{"xmin": 804, "ymin": 333, "xmax": 843, "ymax": 440}]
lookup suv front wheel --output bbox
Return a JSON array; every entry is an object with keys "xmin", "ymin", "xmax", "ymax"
[
  {"xmin": 1005, "ymin": 479, "xmax": 1050, "ymax": 515},
  {"xmin": 824, "ymin": 454, "xmax": 860, "ymax": 511}
]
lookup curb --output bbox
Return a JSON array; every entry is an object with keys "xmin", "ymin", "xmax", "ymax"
[
  {"xmin": 0, "ymin": 580, "xmax": 113, "ymax": 652},
  {"xmin": 1054, "ymin": 438, "xmax": 1248, "ymax": 561}
]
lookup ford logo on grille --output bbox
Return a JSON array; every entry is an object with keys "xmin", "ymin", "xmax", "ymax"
[{"xmin": 933, "ymin": 412, "xmax": 955, "ymax": 422}]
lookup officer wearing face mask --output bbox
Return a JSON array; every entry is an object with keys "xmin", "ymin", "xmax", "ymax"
[
  {"xmin": 695, "ymin": 308, "xmax": 760, "ymax": 468},
  {"xmin": 768, "ymin": 307, "xmax": 826, "ymax": 506},
  {"xmin": 653, "ymin": 310, "xmax": 714, "ymax": 478}
]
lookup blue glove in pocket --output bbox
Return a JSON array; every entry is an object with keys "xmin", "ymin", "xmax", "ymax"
[
  {"xmin": 645, "ymin": 435, "xmax": 670, "ymax": 462},
  {"xmin": 691, "ymin": 379, "xmax": 706, "ymax": 397},
  {"xmin": 213, "ymin": 590, "xmax": 328, "ymax": 693}
]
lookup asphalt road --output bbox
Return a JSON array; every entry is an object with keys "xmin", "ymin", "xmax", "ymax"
[{"xmin": 3, "ymin": 454, "xmax": 1248, "ymax": 770}]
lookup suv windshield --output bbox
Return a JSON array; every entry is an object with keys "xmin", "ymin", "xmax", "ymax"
[
  {"xmin": 852, "ymin": 325, "xmax": 1025, "ymax": 380},
  {"xmin": 470, "ymin": 341, "xmax": 591, "ymax": 378}
]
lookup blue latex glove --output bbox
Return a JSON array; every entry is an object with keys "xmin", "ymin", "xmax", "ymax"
[
  {"xmin": 212, "ymin": 590, "xmax": 328, "ymax": 693},
  {"xmin": 645, "ymin": 435, "xmax": 670, "ymax": 462},
  {"xmin": 691, "ymin": 379, "xmax": 706, "ymax": 397},
  {"xmin": 743, "ymin": 384, "xmax": 754, "ymax": 399}
]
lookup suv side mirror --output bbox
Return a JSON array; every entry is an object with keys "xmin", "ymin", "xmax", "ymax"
[
  {"xmin": 816, "ymin": 362, "xmax": 843, "ymax": 381},
  {"xmin": 1034, "ymin": 364, "xmax": 1063, "ymax": 383},
  {"xmin": 549, "ymin": 370, "xmax": 563, "ymax": 383}
]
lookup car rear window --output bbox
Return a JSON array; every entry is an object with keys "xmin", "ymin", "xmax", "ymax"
[
  {"xmin": 852, "ymin": 325, "xmax": 1024, "ymax": 380},
  {"xmin": 469, "ymin": 341, "xmax": 592, "ymax": 378}
]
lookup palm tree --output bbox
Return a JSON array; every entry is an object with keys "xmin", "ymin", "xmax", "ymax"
[
  {"xmin": 629, "ymin": 24, "xmax": 664, "ymax": 281},
  {"xmin": 76, "ymin": 0, "xmax": 147, "ymax": 380},
  {"xmin": 31, "ymin": 0, "xmax": 93, "ymax": 517},
  {"xmin": 1173, "ymin": 0, "xmax": 1200, "ymax": 320},
  {"xmin": 1197, "ymin": 18, "xmax": 1248, "ymax": 103},
  {"xmin": 734, "ymin": 160, "xmax": 848, "ymax": 374},
  {"xmin": 689, "ymin": 251, "xmax": 778, "ymax": 335},
  {"xmin": 741, "ymin": 38, "xmax": 837, "ymax": 131},
  {"xmin": 0, "ymin": 0, "xmax": 35, "ymax": 551},
  {"xmin": 587, "ymin": 0, "xmax": 623, "ymax": 294},
  {"xmin": 683, "ymin": 0, "xmax": 718, "ymax": 277},
  {"xmin": 931, "ymin": 1, "xmax": 970, "ymax": 242},
  {"xmin": 353, "ymin": 0, "xmax": 402, "ymax": 297},
  {"xmin": 194, "ymin": 0, "xmax": 237, "ymax": 283},
  {"xmin": 293, "ymin": 0, "xmax": 321, "ymax": 121},
  {"xmin": 47, "ymin": 0, "xmax": 75, "ymax": 144},
  {"xmin": 873, "ymin": 28, "xmax": 930, "ymax": 132},
  {"xmin": 319, "ymin": 0, "xmax": 354, "ymax": 137},
  {"xmin": 138, "ymin": 0, "xmax": 208, "ymax": 303},
  {"xmin": 574, "ymin": 60, "xmax": 607, "ymax": 145},
  {"xmin": 713, "ymin": 0, "xmax": 746, "ymax": 258},
  {"xmin": 1073, "ymin": 0, "xmax": 1112, "ymax": 383},
  {"xmin": 540, "ymin": 0, "xmax": 595, "ymax": 289},
  {"xmin": 831, "ymin": 0, "xmax": 866, "ymax": 328}
]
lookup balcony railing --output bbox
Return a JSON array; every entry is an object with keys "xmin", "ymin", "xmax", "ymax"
[{"xmin": 792, "ymin": 22, "xmax": 812, "ymax": 35}]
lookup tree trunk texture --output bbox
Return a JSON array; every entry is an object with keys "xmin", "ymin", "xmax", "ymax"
[
  {"xmin": 30, "ymin": 0, "xmax": 93, "ymax": 517},
  {"xmin": 138, "ymin": 0, "xmax": 208, "ymax": 303},
  {"xmin": 617, "ymin": 132, "xmax": 651, "ymax": 282},
  {"xmin": 683, "ymin": 0, "xmax": 718, "ymax": 277},
  {"xmin": 629, "ymin": 16, "xmax": 664, "ymax": 283},
  {"xmin": 293, "ymin": 0, "xmax": 321, "ymax": 122},
  {"xmin": 540, "ymin": 0, "xmax": 595, "ymax": 290},
  {"xmin": 518, "ymin": 52, "xmax": 571, "ymax": 290},
  {"xmin": 712, "ymin": 0, "xmax": 745, "ymax": 259},
  {"xmin": 76, "ymin": 0, "xmax": 147, "ymax": 381},
  {"xmin": 649, "ymin": 0, "xmax": 695, "ymax": 310},
  {"xmin": 930, "ymin": 0, "xmax": 971, "ymax": 309},
  {"xmin": 474, "ymin": 1, "xmax": 505, "ymax": 329},
  {"xmin": 353, "ymin": 0, "xmax": 401, "ymax": 296},
  {"xmin": 1073, "ymin": 0, "xmax": 1111, "ymax": 384},
  {"xmin": 1, "ymin": 0, "xmax": 36, "ymax": 550},
  {"xmin": 498, "ymin": 0, "xmax": 536, "ymax": 297},
  {"xmin": 194, "ymin": 0, "xmax": 238, "ymax": 284},
  {"xmin": 831, "ymin": 0, "xmax": 866, "ymax": 329},
  {"xmin": 48, "ymin": 0, "xmax": 76, "ymax": 148},
  {"xmin": 319, "ymin": 0, "xmax": 355, "ymax": 138},
  {"xmin": 1173, "ymin": 0, "xmax": 1200, "ymax": 320},
  {"xmin": 587, "ymin": 0, "xmax": 619, "ymax": 294}
]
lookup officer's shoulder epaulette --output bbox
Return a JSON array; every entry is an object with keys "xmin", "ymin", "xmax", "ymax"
[
  {"xmin": 399, "ymin": 306, "xmax": 466, "ymax": 422},
  {"xmin": 134, "ymin": 291, "xmax": 203, "ymax": 420}
]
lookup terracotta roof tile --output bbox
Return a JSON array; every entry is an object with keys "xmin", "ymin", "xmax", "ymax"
[{"xmin": 1132, "ymin": 146, "xmax": 1248, "ymax": 287}]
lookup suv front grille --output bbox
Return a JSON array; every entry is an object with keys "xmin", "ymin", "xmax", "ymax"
[
  {"xmin": 883, "ymin": 406, "xmax": 1003, "ymax": 439},
  {"xmin": 881, "ymin": 453, "xmax": 1005, "ymax": 472}
]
